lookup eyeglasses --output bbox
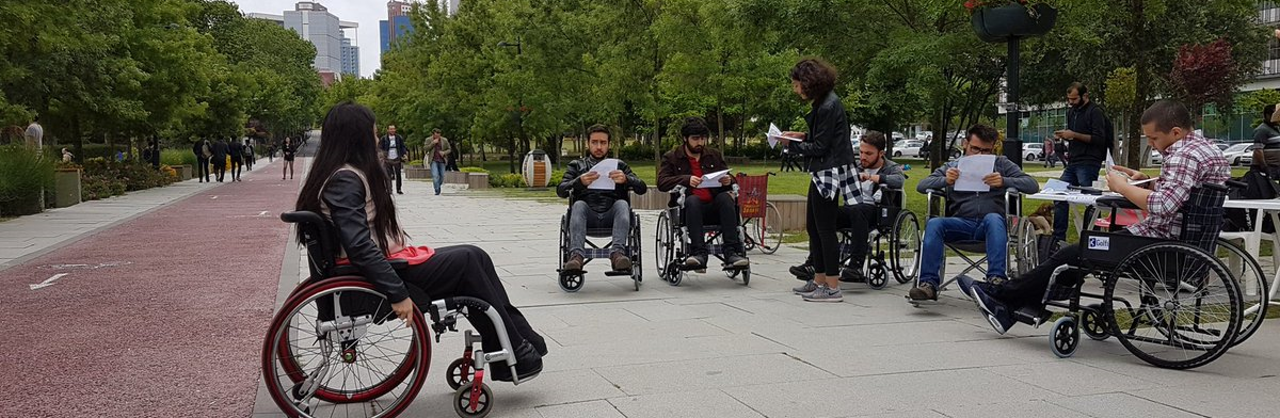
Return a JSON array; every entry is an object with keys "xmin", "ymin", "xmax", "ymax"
[{"xmin": 967, "ymin": 144, "xmax": 995, "ymax": 155}]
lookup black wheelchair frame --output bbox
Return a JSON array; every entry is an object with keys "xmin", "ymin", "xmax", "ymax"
[
  {"xmin": 556, "ymin": 190, "xmax": 643, "ymax": 292},
  {"xmin": 654, "ymin": 184, "xmax": 752, "ymax": 287},
  {"xmin": 836, "ymin": 188, "xmax": 922, "ymax": 289}
]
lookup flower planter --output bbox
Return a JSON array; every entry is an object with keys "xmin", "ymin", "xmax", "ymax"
[
  {"xmin": 173, "ymin": 164, "xmax": 192, "ymax": 181},
  {"xmin": 54, "ymin": 168, "xmax": 83, "ymax": 209},
  {"xmin": 444, "ymin": 171, "xmax": 469, "ymax": 184},
  {"xmin": 971, "ymin": 3, "xmax": 1057, "ymax": 43},
  {"xmin": 467, "ymin": 173, "xmax": 490, "ymax": 190},
  {"xmin": 405, "ymin": 165, "xmax": 431, "ymax": 179}
]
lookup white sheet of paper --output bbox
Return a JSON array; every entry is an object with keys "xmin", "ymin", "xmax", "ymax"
[
  {"xmin": 1105, "ymin": 150, "xmax": 1115, "ymax": 169},
  {"xmin": 587, "ymin": 158, "xmax": 620, "ymax": 190},
  {"xmin": 767, "ymin": 123, "xmax": 801, "ymax": 148},
  {"xmin": 698, "ymin": 169, "xmax": 731, "ymax": 188},
  {"xmin": 954, "ymin": 155, "xmax": 997, "ymax": 192},
  {"xmin": 1042, "ymin": 178, "xmax": 1070, "ymax": 194}
]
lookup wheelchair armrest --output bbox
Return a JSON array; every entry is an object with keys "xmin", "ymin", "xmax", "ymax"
[
  {"xmin": 281, "ymin": 211, "xmax": 324, "ymax": 225},
  {"xmin": 1225, "ymin": 179, "xmax": 1246, "ymax": 191},
  {"xmin": 1204, "ymin": 182, "xmax": 1231, "ymax": 193},
  {"xmin": 671, "ymin": 185, "xmax": 688, "ymax": 207}
]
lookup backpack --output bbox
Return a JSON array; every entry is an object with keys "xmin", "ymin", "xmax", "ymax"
[{"xmin": 1224, "ymin": 167, "xmax": 1280, "ymax": 232}]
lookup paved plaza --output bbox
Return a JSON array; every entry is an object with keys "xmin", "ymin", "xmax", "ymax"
[{"xmin": 2, "ymin": 154, "xmax": 1278, "ymax": 418}]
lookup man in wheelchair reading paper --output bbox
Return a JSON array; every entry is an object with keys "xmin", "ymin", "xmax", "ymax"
[
  {"xmin": 557, "ymin": 124, "xmax": 648, "ymax": 272},
  {"xmin": 657, "ymin": 117, "xmax": 750, "ymax": 270},
  {"xmin": 962, "ymin": 100, "xmax": 1230, "ymax": 334}
]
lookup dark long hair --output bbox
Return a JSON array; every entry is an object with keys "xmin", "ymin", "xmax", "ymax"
[
  {"xmin": 296, "ymin": 102, "xmax": 404, "ymax": 254},
  {"xmin": 790, "ymin": 58, "xmax": 837, "ymax": 101}
]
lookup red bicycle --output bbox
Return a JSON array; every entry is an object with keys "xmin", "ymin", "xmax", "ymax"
[{"xmin": 735, "ymin": 172, "xmax": 784, "ymax": 255}]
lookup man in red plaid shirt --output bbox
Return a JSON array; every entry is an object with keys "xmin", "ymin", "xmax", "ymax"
[{"xmin": 960, "ymin": 100, "xmax": 1230, "ymax": 334}]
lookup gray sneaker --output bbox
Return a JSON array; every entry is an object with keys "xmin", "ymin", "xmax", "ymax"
[
  {"xmin": 802, "ymin": 285, "xmax": 844, "ymax": 303},
  {"xmin": 792, "ymin": 280, "xmax": 818, "ymax": 295}
]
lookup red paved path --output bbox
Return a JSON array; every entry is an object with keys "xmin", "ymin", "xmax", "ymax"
[{"xmin": 0, "ymin": 156, "xmax": 306, "ymax": 417}]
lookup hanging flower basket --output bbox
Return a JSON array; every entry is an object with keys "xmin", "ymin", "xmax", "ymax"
[{"xmin": 971, "ymin": 3, "xmax": 1058, "ymax": 43}]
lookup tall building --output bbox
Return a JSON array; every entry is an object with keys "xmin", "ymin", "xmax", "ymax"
[
  {"xmin": 252, "ymin": 2, "xmax": 360, "ymax": 83},
  {"xmin": 380, "ymin": 1, "xmax": 416, "ymax": 53}
]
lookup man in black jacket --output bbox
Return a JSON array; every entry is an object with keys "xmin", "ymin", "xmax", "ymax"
[
  {"xmin": 228, "ymin": 139, "xmax": 244, "ymax": 182},
  {"xmin": 557, "ymin": 124, "xmax": 647, "ymax": 272},
  {"xmin": 658, "ymin": 117, "xmax": 748, "ymax": 269},
  {"xmin": 1052, "ymin": 82, "xmax": 1111, "ymax": 242},
  {"xmin": 380, "ymin": 125, "xmax": 408, "ymax": 194},
  {"xmin": 192, "ymin": 139, "xmax": 210, "ymax": 183},
  {"xmin": 211, "ymin": 138, "xmax": 229, "ymax": 182}
]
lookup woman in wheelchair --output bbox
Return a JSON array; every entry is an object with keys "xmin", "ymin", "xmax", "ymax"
[
  {"xmin": 296, "ymin": 102, "xmax": 546, "ymax": 381},
  {"xmin": 961, "ymin": 100, "xmax": 1230, "ymax": 335}
]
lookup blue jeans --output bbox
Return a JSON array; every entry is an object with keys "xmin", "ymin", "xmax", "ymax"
[
  {"xmin": 1053, "ymin": 163, "xmax": 1101, "ymax": 241},
  {"xmin": 918, "ymin": 213, "xmax": 1008, "ymax": 287},
  {"xmin": 569, "ymin": 200, "xmax": 631, "ymax": 255},
  {"xmin": 431, "ymin": 161, "xmax": 447, "ymax": 194}
]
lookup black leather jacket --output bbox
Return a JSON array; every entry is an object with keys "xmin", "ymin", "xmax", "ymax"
[
  {"xmin": 557, "ymin": 155, "xmax": 647, "ymax": 212},
  {"xmin": 323, "ymin": 171, "xmax": 410, "ymax": 303},
  {"xmin": 788, "ymin": 90, "xmax": 855, "ymax": 172}
]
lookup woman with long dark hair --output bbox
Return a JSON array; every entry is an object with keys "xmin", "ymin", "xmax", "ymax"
[
  {"xmin": 778, "ymin": 58, "xmax": 856, "ymax": 303},
  {"xmin": 296, "ymin": 102, "xmax": 545, "ymax": 381}
]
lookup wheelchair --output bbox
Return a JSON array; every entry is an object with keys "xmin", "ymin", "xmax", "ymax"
[
  {"xmin": 1021, "ymin": 184, "xmax": 1247, "ymax": 369},
  {"xmin": 262, "ymin": 211, "xmax": 536, "ymax": 418},
  {"xmin": 556, "ymin": 192, "xmax": 643, "ymax": 292},
  {"xmin": 913, "ymin": 188, "xmax": 1031, "ymax": 304},
  {"xmin": 836, "ymin": 188, "xmax": 922, "ymax": 289},
  {"xmin": 654, "ymin": 184, "xmax": 752, "ymax": 287}
]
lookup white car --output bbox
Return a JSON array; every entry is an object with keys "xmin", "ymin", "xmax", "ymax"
[
  {"xmin": 1222, "ymin": 143, "xmax": 1254, "ymax": 166},
  {"xmin": 891, "ymin": 140, "xmax": 924, "ymax": 158},
  {"xmin": 1149, "ymin": 150, "xmax": 1162, "ymax": 165},
  {"xmin": 1023, "ymin": 143, "xmax": 1045, "ymax": 161}
]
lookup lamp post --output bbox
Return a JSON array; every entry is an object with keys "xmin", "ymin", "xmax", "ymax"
[{"xmin": 498, "ymin": 38, "xmax": 524, "ymax": 174}]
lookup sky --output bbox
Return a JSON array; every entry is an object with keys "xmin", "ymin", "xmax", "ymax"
[{"xmin": 230, "ymin": 0, "xmax": 389, "ymax": 78}]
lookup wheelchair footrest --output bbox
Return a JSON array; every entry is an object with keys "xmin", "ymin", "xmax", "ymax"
[
  {"xmin": 603, "ymin": 270, "xmax": 632, "ymax": 277},
  {"xmin": 1013, "ymin": 306, "xmax": 1050, "ymax": 328}
]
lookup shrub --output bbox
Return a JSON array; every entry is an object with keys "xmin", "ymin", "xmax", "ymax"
[
  {"xmin": 0, "ymin": 145, "xmax": 55, "ymax": 216},
  {"xmin": 79, "ymin": 143, "xmax": 130, "ymax": 160},
  {"xmin": 550, "ymin": 169, "xmax": 566, "ymax": 185},
  {"xmin": 160, "ymin": 148, "xmax": 197, "ymax": 166},
  {"xmin": 460, "ymin": 166, "xmax": 489, "ymax": 173},
  {"xmin": 487, "ymin": 173, "xmax": 526, "ymax": 188},
  {"xmin": 78, "ymin": 158, "xmax": 178, "ymax": 201}
]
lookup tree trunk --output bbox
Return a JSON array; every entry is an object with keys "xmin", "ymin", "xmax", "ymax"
[
  {"xmin": 1125, "ymin": 0, "xmax": 1148, "ymax": 169},
  {"xmin": 717, "ymin": 104, "xmax": 725, "ymax": 150}
]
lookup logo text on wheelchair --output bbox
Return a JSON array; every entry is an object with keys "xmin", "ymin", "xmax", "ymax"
[{"xmin": 1087, "ymin": 236, "xmax": 1110, "ymax": 251}]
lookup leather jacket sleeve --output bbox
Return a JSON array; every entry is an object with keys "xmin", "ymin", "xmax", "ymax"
[
  {"xmin": 557, "ymin": 160, "xmax": 588, "ymax": 198},
  {"xmin": 789, "ymin": 99, "xmax": 838, "ymax": 158},
  {"xmin": 323, "ymin": 171, "xmax": 410, "ymax": 303},
  {"xmin": 657, "ymin": 156, "xmax": 688, "ymax": 193},
  {"xmin": 618, "ymin": 161, "xmax": 647, "ymax": 195}
]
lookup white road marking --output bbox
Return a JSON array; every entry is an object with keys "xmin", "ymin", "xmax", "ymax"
[{"xmin": 29, "ymin": 273, "xmax": 69, "ymax": 290}]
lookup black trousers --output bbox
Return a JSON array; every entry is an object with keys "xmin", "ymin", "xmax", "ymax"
[
  {"xmin": 838, "ymin": 203, "xmax": 879, "ymax": 265},
  {"xmin": 212, "ymin": 157, "xmax": 226, "ymax": 181},
  {"xmin": 231, "ymin": 158, "xmax": 242, "ymax": 180},
  {"xmin": 806, "ymin": 182, "xmax": 841, "ymax": 276},
  {"xmin": 397, "ymin": 245, "xmax": 542, "ymax": 353},
  {"xmin": 196, "ymin": 156, "xmax": 210, "ymax": 181},
  {"xmin": 386, "ymin": 161, "xmax": 403, "ymax": 192},
  {"xmin": 683, "ymin": 192, "xmax": 742, "ymax": 256},
  {"xmin": 998, "ymin": 242, "xmax": 1089, "ymax": 309}
]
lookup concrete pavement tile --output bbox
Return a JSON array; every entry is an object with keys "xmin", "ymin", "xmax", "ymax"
[
  {"xmin": 725, "ymin": 368, "xmax": 1058, "ymax": 418},
  {"xmin": 609, "ymin": 390, "xmax": 765, "ymax": 418},
  {"xmin": 1048, "ymin": 393, "xmax": 1202, "ymax": 418},
  {"xmin": 787, "ymin": 337, "xmax": 1054, "ymax": 377},
  {"xmin": 536, "ymin": 400, "xmax": 626, "ymax": 418},
  {"xmin": 539, "ymin": 333, "xmax": 790, "ymax": 373},
  {"xmin": 931, "ymin": 400, "xmax": 1092, "ymax": 418},
  {"xmin": 1131, "ymin": 380, "xmax": 1280, "ymax": 417},
  {"xmin": 402, "ymin": 369, "xmax": 627, "ymax": 416},
  {"xmin": 544, "ymin": 318, "xmax": 729, "ymax": 347},
  {"xmin": 595, "ymin": 353, "xmax": 834, "ymax": 396},
  {"xmin": 839, "ymin": 411, "xmax": 948, "ymax": 418},
  {"xmin": 985, "ymin": 361, "xmax": 1162, "ymax": 397}
]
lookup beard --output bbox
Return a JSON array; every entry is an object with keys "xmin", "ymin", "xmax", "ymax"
[{"xmin": 685, "ymin": 143, "xmax": 704, "ymax": 154}]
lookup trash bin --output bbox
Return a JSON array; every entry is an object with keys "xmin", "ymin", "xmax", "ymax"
[{"xmin": 522, "ymin": 149, "xmax": 552, "ymax": 188}]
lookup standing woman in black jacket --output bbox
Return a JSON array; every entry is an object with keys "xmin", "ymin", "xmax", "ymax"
[
  {"xmin": 295, "ymin": 102, "xmax": 546, "ymax": 381},
  {"xmin": 778, "ymin": 58, "xmax": 856, "ymax": 303}
]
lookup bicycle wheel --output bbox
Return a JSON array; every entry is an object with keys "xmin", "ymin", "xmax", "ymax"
[
  {"xmin": 1104, "ymin": 243, "xmax": 1241, "ymax": 369},
  {"xmin": 753, "ymin": 202, "xmax": 784, "ymax": 255},
  {"xmin": 1215, "ymin": 238, "xmax": 1268, "ymax": 347}
]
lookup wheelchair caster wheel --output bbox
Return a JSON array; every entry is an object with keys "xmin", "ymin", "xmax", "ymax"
[
  {"xmin": 867, "ymin": 264, "xmax": 887, "ymax": 290},
  {"xmin": 559, "ymin": 274, "xmax": 584, "ymax": 293},
  {"xmin": 446, "ymin": 357, "xmax": 474, "ymax": 390},
  {"xmin": 666, "ymin": 265, "xmax": 683, "ymax": 287},
  {"xmin": 1081, "ymin": 304, "xmax": 1110, "ymax": 341},
  {"xmin": 741, "ymin": 269, "xmax": 750, "ymax": 286},
  {"xmin": 454, "ymin": 382, "xmax": 493, "ymax": 418},
  {"xmin": 1050, "ymin": 316, "xmax": 1079, "ymax": 358}
]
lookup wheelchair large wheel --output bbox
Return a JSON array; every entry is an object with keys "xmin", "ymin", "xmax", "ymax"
[
  {"xmin": 558, "ymin": 214, "xmax": 569, "ymax": 272},
  {"xmin": 262, "ymin": 278, "xmax": 430, "ymax": 417},
  {"xmin": 630, "ymin": 218, "xmax": 643, "ymax": 291},
  {"xmin": 1013, "ymin": 218, "xmax": 1040, "ymax": 278},
  {"xmin": 1104, "ymin": 243, "xmax": 1242, "ymax": 370},
  {"xmin": 889, "ymin": 211, "xmax": 920, "ymax": 284},
  {"xmin": 745, "ymin": 202, "xmax": 784, "ymax": 255},
  {"xmin": 1215, "ymin": 238, "xmax": 1269, "ymax": 347},
  {"xmin": 655, "ymin": 211, "xmax": 674, "ymax": 282}
]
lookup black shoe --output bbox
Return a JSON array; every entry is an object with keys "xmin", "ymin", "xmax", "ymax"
[
  {"xmin": 683, "ymin": 254, "xmax": 707, "ymax": 269},
  {"xmin": 397, "ymin": 190, "xmax": 404, "ymax": 194},
  {"xmin": 839, "ymin": 268, "xmax": 866, "ymax": 283},
  {"xmin": 725, "ymin": 254, "xmax": 749, "ymax": 269},
  {"xmin": 789, "ymin": 262, "xmax": 815, "ymax": 281},
  {"xmin": 487, "ymin": 341, "xmax": 543, "ymax": 382},
  {"xmin": 908, "ymin": 282, "xmax": 938, "ymax": 301}
]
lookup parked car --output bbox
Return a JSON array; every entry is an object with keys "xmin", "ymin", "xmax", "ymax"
[
  {"xmin": 891, "ymin": 140, "xmax": 924, "ymax": 158},
  {"xmin": 1222, "ymin": 143, "xmax": 1255, "ymax": 166},
  {"xmin": 1023, "ymin": 143, "xmax": 1045, "ymax": 161},
  {"xmin": 1148, "ymin": 150, "xmax": 1162, "ymax": 165}
]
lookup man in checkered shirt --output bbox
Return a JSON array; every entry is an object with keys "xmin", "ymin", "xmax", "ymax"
[{"xmin": 963, "ymin": 100, "xmax": 1230, "ymax": 335}]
